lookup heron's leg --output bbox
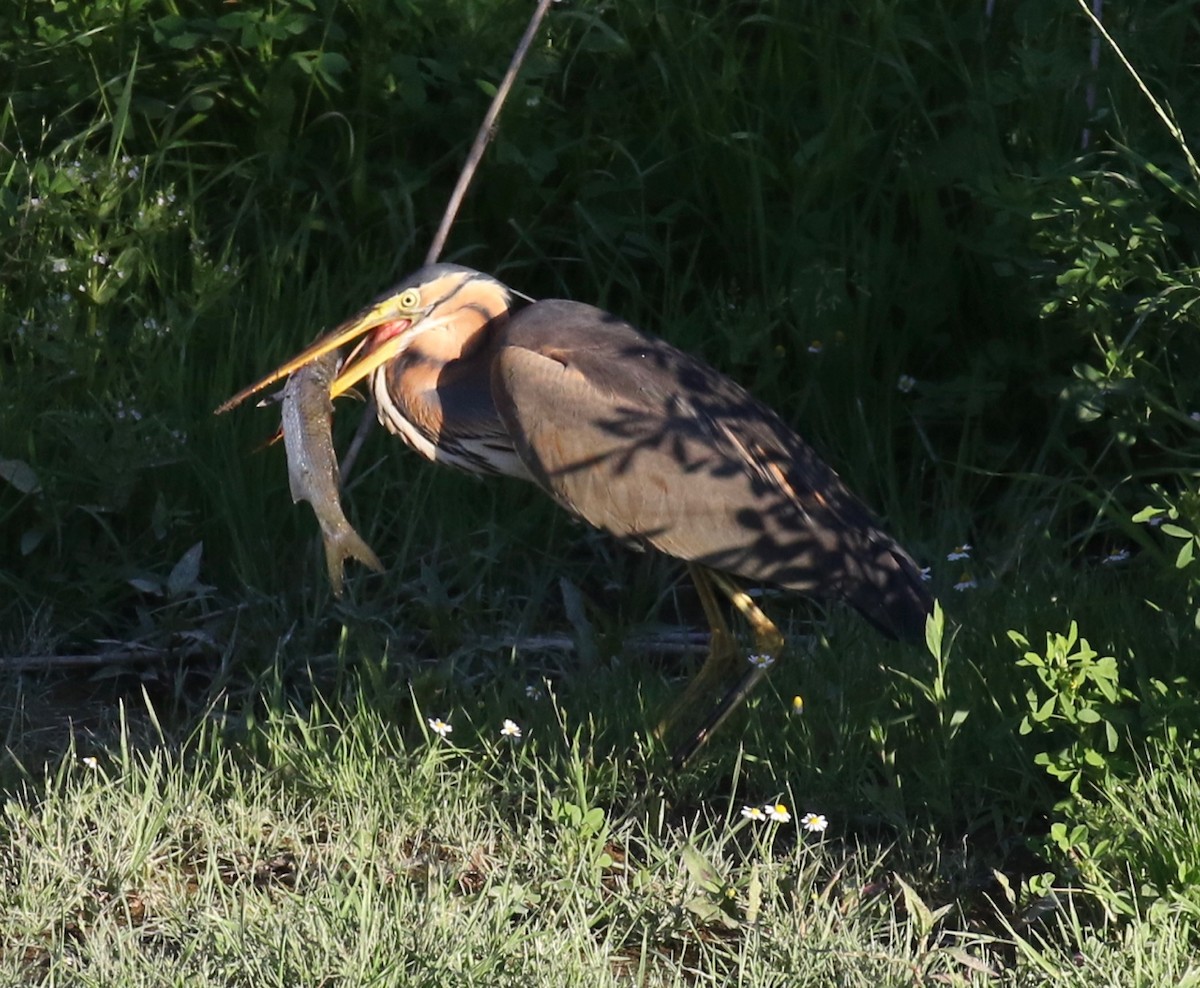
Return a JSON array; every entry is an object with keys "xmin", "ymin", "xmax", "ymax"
[
  {"xmin": 653, "ymin": 565, "xmax": 740, "ymax": 742},
  {"xmin": 671, "ymin": 571, "xmax": 785, "ymax": 769}
]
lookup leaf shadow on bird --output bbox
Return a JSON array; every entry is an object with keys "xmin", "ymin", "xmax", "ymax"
[{"xmin": 217, "ymin": 263, "xmax": 935, "ymax": 767}]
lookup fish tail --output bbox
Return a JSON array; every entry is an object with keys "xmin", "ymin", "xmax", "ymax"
[{"xmin": 323, "ymin": 529, "xmax": 385, "ymax": 598}]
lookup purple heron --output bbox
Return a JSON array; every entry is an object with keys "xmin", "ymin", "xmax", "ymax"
[{"xmin": 219, "ymin": 264, "xmax": 933, "ymax": 765}]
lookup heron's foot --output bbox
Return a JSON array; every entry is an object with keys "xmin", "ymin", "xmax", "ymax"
[
  {"xmin": 668, "ymin": 574, "xmax": 786, "ymax": 769},
  {"xmin": 653, "ymin": 626, "xmax": 741, "ymax": 744}
]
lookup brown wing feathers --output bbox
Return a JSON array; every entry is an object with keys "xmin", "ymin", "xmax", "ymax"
[{"xmin": 493, "ymin": 300, "xmax": 932, "ymax": 642}]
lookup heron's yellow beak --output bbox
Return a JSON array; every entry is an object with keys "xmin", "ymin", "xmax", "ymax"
[{"xmin": 213, "ymin": 297, "xmax": 422, "ymax": 415}]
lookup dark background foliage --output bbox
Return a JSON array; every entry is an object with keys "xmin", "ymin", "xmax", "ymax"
[{"xmin": 2, "ymin": 0, "xmax": 1199, "ymax": 825}]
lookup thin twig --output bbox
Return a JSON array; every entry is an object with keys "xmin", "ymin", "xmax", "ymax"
[
  {"xmin": 494, "ymin": 630, "xmax": 717, "ymax": 656},
  {"xmin": 0, "ymin": 642, "xmax": 211, "ymax": 673},
  {"xmin": 340, "ymin": 0, "xmax": 555, "ymax": 482},
  {"xmin": 425, "ymin": 0, "xmax": 555, "ymax": 265}
]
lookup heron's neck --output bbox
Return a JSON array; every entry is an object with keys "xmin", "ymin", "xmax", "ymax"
[{"xmin": 371, "ymin": 310, "xmax": 508, "ymax": 464}]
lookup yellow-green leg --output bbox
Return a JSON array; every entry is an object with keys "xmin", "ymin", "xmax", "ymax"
[
  {"xmin": 658, "ymin": 566, "xmax": 786, "ymax": 769},
  {"xmin": 654, "ymin": 564, "xmax": 740, "ymax": 742}
]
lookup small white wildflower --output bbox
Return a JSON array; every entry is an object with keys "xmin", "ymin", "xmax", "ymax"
[
  {"xmin": 427, "ymin": 717, "xmax": 452, "ymax": 738},
  {"xmin": 801, "ymin": 812, "xmax": 828, "ymax": 833},
  {"xmin": 92, "ymin": 252, "xmax": 108, "ymax": 266},
  {"xmin": 740, "ymin": 805, "xmax": 766, "ymax": 821},
  {"xmin": 28, "ymin": 196, "xmax": 44, "ymax": 209},
  {"xmin": 524, "ymin": 684, "xmax": 543, "ymax": 700},
  {"xmin": 953, "ymin": 576, "xmax": 977, "ymax": 592},
  {"xmin": 51, "ymin": 258, "xmax": 68, "ymax": 273},
  {"xmin": 946, "ymin": 544, "xmax": 972, "ymax": 562},
  {"xmin": 1190, "ymin": 412, "xmax": 1200, "ymax": 422},
  {"xmin": 1101, "ymin": 549, "xmax": 1130, "ymax": 565},
  {"xmin": 81, "ymin": 756, "xmax": 99, "ymax": 770},
  {"xmin": 765, "ymin": 802, "xmax": 791, "ymax": 823},
  {"xmin": 500, "ymin": 719, "xmax": 522, "ymax": 739},
  {"xmin": 807, "ymin": 340, "xmax": 824, "ymax": 354},
  {"xmin": 127, "ymin": 164, "xmax": 141, "ymax": 180},
  {"xmin": 897, "ymin": 374, "xmax": 917, "ymax": 393},
  {"xmin": 747, "ymin": 653, "xmax": 775, "ymax": 670},
  {"xmin": 919, "ymin": 566, "xmax": 932, "ymax": 582}
]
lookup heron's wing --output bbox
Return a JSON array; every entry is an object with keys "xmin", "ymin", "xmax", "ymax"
[{"xmin": 493, "ymin": 300, "xmax": 931, "ymax": 642}]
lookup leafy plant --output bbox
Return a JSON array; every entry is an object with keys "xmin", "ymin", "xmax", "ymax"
[
  {"xmin": 1010, "ymin": 622, "xmax": 1132, "ymax": 799},
  {"xmin": 1135, "ymin": 491, "xmax": 1200, "ymax": 630}
]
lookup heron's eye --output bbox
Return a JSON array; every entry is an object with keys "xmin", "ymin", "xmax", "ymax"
[{"xmin": 398, "ymin": 288, "xmax": 421, "ymax": 310}]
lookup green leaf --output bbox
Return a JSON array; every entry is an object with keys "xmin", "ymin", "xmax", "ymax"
[
  {"xmin": 924, "ymin": 600, "xmax": 944, "ymax": 659},
  {"xmin": 109, "ymin": 42, "xmax": 139, "ymax": 160},
  {"xmin": 1176, "ymin": 540, "xmax": 1195, "ymax": 569},
  {"xmin": 894, "ymin": 874, "xmax": 935, "ymax": 938},
  {"xmin": 167, "ymin": 541, "xmax": 204, "ymax": 598},
  {"xmin": 128, "ymin": 576, "xmax": 163, "ymax": 596},
  {"xmin": 317, "ymin": 51, "xmax": 350, "ymax": 75},
  {"xmin": 560, "ymin": 577, "xmax": 597, "ymax": 666},
  {"xmin": 581, "ymin": 806, "xmax": 606, "ymax": 836},
  {"xmin": 680, "ymin": 843, "xmax": 723, "ymax": 894},
  {"xmin": 0, "ymin": 457, "xmax": 42, "ymax": 494}
]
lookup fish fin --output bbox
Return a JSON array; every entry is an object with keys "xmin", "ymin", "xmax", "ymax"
[{"xmin": 322, "ymin": 528, "xmax": 384, "ymax": 597}]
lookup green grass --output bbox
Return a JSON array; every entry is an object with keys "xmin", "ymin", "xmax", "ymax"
[
  {"xmin": 4, "ymin": 669, "xmax": 1200, "ymax": 986},
  {"xmin": 3, "ymin": 0, "xmax": 1200, "ymax": 982},
  {"xmin": 0, "ymin": 677, "xmax": 1188, "ymax": 988},
  {"xmin": 2, "ymin": 580, "xmax": 1198, "ymax": 983}
]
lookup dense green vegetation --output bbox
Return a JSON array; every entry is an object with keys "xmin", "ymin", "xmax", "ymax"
[{"xmin": 2, "ymin": 0, "xmax": 1199, "ymax": 982}]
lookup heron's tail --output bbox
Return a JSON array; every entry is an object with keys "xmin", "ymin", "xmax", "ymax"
[{"xmin": 839, "ymin": 534, "xmax": 933, "ymax": 644}]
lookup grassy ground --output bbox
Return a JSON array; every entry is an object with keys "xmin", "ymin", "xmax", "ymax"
[
  {"xmin": 4, "ymin": 0, "xmax": 1200, "ymax": 983},
  {"xmin": 3, "ymin": 567, "xmax": 1199, "ymax": 984},
  {"xmin": 3, "ymin": 642, "xmax": 1199, "ymax": 986},
  {"xmin": 0, "ymin": 664, "xmax": 1187, "ymax": 987}
]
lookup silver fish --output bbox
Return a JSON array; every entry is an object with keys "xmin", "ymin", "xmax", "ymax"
[{"xmin": 281, "ymin": 353, "xmax": 384, "ymax": 596}]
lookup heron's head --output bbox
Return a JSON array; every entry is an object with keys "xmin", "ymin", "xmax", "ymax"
[{"xmin": 215, "ymin": 265, "xmax": 512, "ymax": 413}]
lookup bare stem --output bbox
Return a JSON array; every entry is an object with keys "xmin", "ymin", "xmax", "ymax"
[
  {"xmin": 426, "ymin": 0, "xmax": 556, "ymax": 265},
  {"xmin": 342, "ymin": 0, "xmax": 555, "ymax": 482}
]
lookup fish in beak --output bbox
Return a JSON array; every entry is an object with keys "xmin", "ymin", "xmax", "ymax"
[{"xmin": 213, "ymin": 296, "xmax": 428, "ymax": 415}]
